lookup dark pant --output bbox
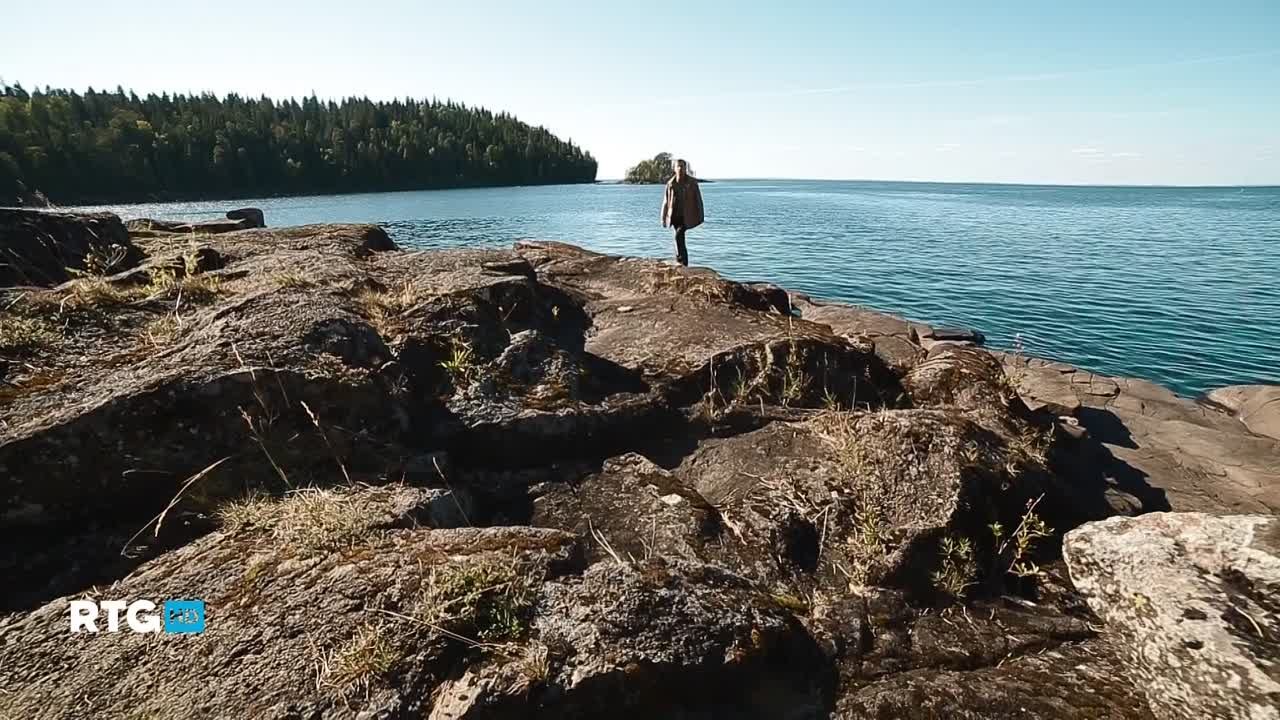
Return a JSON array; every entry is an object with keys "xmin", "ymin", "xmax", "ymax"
[{"xmin": 673, "ymin": 225, "xmax": 688, "ymax": 266}]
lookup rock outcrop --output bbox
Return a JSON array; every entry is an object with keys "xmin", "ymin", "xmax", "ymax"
[
  {"xmin": 1064, "ymin": 513, "xmax": 1280, "ymax": 720},
  {"xmin": 1, "ymin": 214, "xmax": 1276, "ymax": 718},
  {"xmin": 0, "ymin": 209, "xmax": 143, "ymax": 287}
]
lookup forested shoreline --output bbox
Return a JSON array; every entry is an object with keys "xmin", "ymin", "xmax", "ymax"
[{"xmin": 0, "ymin": 84, "xmax": 597, "ymax": 205}]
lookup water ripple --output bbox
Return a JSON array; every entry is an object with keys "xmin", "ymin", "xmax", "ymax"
[{"xmin": 70, "ymin": 180, "xmax": 1280, "ymax": 396}]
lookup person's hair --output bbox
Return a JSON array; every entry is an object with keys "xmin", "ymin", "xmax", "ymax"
[{"xmin": 675, "ymin": 158, "xmax": 687, "ymax": 168}]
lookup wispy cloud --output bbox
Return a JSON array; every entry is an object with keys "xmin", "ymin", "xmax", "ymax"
[
  {"xmin": 1072, "ymin": 147, "xmax": 1103, "ymax": 155},
  {"xmin": 643, "ymin": 49, "xmax": 1280, "ymax": 107},
  {"xmin": 1111, "ymin": 152, "xmax": 1142, "ymax": 158}
]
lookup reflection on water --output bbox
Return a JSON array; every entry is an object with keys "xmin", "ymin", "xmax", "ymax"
[{"xmin": 68, "ymin": 180, "xmax": 1280, "ymax": 396}]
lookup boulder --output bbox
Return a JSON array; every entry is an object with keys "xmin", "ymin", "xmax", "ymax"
[
  {"xmin": 1064, "ymin": 512, "xmax": 1280, "ymax": 720},
  {"xmin": 904, "ymin": 344, "xmax": 1035, "ymax": 436},
  {"xmin": 226, "ymin": 207, "xmax": 266, "ymax": 228},
  {"xmin": 0, "ymin": 209, "xmax": 141, "ymax": 287}
]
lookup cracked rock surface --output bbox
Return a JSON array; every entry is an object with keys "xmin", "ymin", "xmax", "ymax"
[{"xmin": 1, "ymin": 216, "xmax": 1276, "ymax": 718}]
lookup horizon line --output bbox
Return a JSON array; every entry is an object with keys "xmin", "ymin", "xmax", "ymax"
[{"xmin": 600, "ymin": 177, "xmax": 1280, "ymax": 190}]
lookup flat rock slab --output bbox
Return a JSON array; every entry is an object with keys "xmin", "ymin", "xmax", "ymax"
[
  {"xmin": 790, "ymin": 293, "xmax": 923, "ymax": 371},
  {"xmin": 517, "ymin": 242, "xmax": 825, "ymax": 382},
  {"xmin": 998, "ymin": 352, "xmax": 1280, "ymax": 515},
  {"xmin": 1065, "ymin": 512, "xmax": 1280, "ymax": 720},
  {"xmin": 1207, "ymin": 385, "xmax": 1280, "ymax": 442},
  {"xmin": 1012, "ymin": 363, "xmax": 1083, "ymax": 416}
]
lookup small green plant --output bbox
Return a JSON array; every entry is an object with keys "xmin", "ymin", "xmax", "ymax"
[
  {"xmin": 844, "ymin": 507, "xmax": 889, "ymax": 585},
  {"xmin": 781, "ymin": 356, "xmax": 809, "ymax": 407},
  {"xmin": 961, "ymin": 440, "xmax": 985, "ymax": 468},
  {"xmin": 932, "ymin": 534, "xmax": 977, "ymax": 598},
  {"xmin": 1011, "ymin": 428, "xmax": 1052, "ymax": 469},
  {"xmin": 993, "ymin": 495, "xmax": 1052, "ymax": 581},
  {"xmin": 440, "ymin": 336, "xmax": 478, "ymax": 386},
  {"xmin": 821, "ymin": 385, "xmax": 843, "ymax": 411},
  {"xmin": 417, "ymin": 554, "xmax": 535, "ymax": 642}
]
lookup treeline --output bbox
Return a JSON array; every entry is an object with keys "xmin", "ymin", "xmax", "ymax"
[{"xmin": 0, "ymin": 84, "xmax": 597, "ymax": 204}]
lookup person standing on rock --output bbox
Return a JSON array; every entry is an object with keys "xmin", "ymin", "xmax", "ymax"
[{"xmin": 661, "ymin": 159, "xmax": 704, "ymax": 266}]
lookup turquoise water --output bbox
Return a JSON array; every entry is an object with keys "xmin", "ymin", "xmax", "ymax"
[{"xmin": 71, "ymin": 180, "xmax": 1280, "ymax": 396}]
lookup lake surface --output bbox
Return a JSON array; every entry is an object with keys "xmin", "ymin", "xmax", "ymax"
[{"xmin": 70, "ymin": 180, "xmax": 1280, "ymax": 396}]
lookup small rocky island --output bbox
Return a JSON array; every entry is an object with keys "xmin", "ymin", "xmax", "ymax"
[{"xmin": 0, "ymin": 209, "xmax": 1276, "ymax": 719}]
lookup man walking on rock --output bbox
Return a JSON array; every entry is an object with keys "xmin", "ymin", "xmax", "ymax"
[{"xmin": 661, "ymin": 159, "xmax": 704, "ymax": 266}]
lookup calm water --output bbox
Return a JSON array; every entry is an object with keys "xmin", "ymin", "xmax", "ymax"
[{"xmin": 71, "ymin": 180, "xmax": 1280, "ymax": 396}]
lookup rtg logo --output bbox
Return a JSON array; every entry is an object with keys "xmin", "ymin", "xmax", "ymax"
[{"xmin": 69, "ymin": 599, "xmax": 206, "ymax": 634}]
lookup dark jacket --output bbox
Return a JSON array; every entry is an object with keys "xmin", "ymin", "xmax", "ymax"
[{"xmin": 661, "ymin": 175, "xmax": 704, "ymax": 229}]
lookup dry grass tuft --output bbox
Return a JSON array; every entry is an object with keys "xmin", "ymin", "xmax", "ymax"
[
  {"xmin": 315, "ymin": 621, "xmax": 401, "ymax": 699},
  {"xmin": 271, "ymin": 271, "xmax": 318, "ymax": 289},
  {"xmin": 353, "ymin": 280, "xmax": 420, "ymax": 334},
  {"xmin": 143, "ymin": 313, "xmax": 186, "ymax": 347},
  {"xmin": 145, "ymin": 267, "xmax": 224, "ymax": 304},
  {"xmin": 416, "ymin": 553, "xmax": 535, "ymax": 642},
  {"xmin": 217, "ymin": 488, "xmax": 383, "ymax": 553},
  {"xmin": 66, "ymin": 277, "xmax": 148, "ymax": 308},
  {"xmin": 641, "ymin": 266, "xmax": 735, "ymax": 303},
  {"xmin": 514, "ymin": 641, "xmax": 551, "ymax": 686}
]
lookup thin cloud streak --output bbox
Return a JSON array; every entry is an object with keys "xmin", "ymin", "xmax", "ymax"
[{"xmin": 619, "ymin": 49, "xmax": 1279, "ymax": 109}]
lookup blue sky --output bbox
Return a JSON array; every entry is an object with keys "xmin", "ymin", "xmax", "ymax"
[{"xmin": 4, "ymin": 0, "xmax": 1277, "ymax": 184}]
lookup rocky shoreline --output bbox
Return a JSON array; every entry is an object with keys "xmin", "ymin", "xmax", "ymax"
[{"xmin": 0, "ymin": 209, "xmax": 1276, "ymax": 719}]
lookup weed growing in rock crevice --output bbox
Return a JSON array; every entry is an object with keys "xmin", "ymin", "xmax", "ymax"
[
  {"xmin": 416, "ymin": 553, "xmax": 536, "ymax": 643},
  {"xmin": 990, "ymin": 494, "xmax": 1052, "ymax": 583},
  {"xmin": 440, "ymin": 336, "xmax": 479, "ymax": 387},
  {"xmin": 314, "ymin": 621, "xmax": 401, "ymax": 700},
  {"xmin": 932, "ymin": 534, "xmax": 977, "ymax": 598}
]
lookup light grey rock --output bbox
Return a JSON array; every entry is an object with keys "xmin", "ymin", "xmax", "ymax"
[{"xmin": 1064, "ymin": 512, "xmax": 1280, "ymax": 720}]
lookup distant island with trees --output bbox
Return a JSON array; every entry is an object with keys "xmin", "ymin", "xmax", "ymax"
[
  {"xmin": 0, "ymin": 84, "xmax": 598, "ymax": 205},
  {"xmin": 623, "ymin": 152, "xmax": 710, "ymax": 184}
]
